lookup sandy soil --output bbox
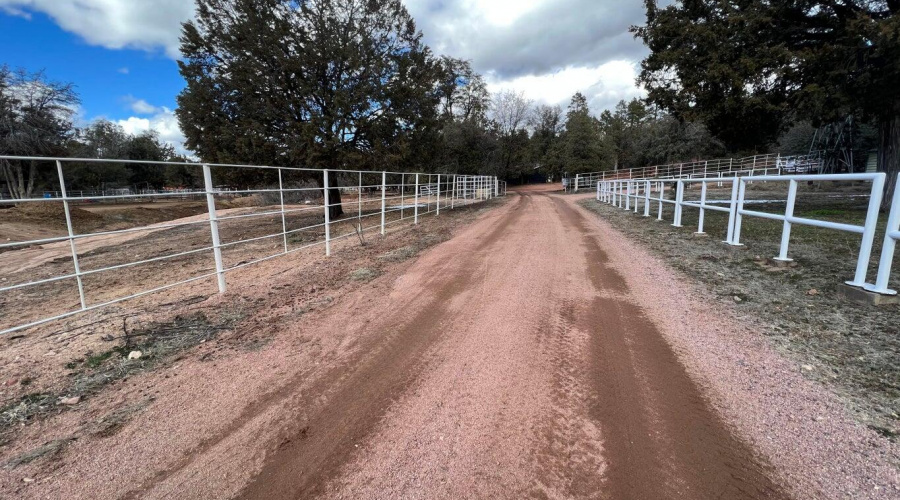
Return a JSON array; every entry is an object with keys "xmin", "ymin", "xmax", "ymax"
[{"xmin": 1, "ymin": 185, "xmax": 897, "ymax": 499}]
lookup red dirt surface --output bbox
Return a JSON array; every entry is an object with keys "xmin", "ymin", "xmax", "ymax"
[{"xmin": 2, "ymin": 185, "xmax": 897, "ymax": 499}]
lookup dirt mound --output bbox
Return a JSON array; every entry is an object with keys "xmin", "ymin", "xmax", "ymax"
[{"xmin": 5, "ymin": 203, "xmax": 103, "ymax": 224}]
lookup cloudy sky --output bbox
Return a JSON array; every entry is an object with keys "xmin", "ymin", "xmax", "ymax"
[{"xmin": 0, "ymin": 0, "xmax": 650, "ymax": 153}]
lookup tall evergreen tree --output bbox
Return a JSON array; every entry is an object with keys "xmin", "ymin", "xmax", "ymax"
[
  {"xmin": 559, "ymin": 93, "xmax": 611, "ymax": 174},
  {"xmin": 634, "ymin": 0, "xmax": 900, "ymax": 205},
  {"xmin": 177, "ymin": 0, "xmax": 445, "ymax": 217}
]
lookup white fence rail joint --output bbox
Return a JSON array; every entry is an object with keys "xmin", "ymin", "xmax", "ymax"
[
  {"xmin": 0, "ymin": 155, "xmax": 499, "ymax": 335},
  {"xmin": 597, "ymin": 172, "xmax": 897, "ymax": 296}
]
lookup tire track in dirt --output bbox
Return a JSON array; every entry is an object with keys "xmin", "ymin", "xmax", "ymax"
[
  {"xmin": 530, "ymin": 298, "xmax": 607, "ymax": 499},
  {"xmin": 72, "ymin": 186, "xmax": 795, "ymax": 499},
  {"xmin": 315, "ymin": 189, "xmax": 610, "ymax": 499},
  {"xmin": 112, "ymin": 196, "xmax": 528, "ymax": 499},
  {"xmin": 550, "ymin": 195, "xmax": 789, "ymax": 499},
  {"xmin": 231, "ymin": 194, "xmax": 532, "ymax": 499}
]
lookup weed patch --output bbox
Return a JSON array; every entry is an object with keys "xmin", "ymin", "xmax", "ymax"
[
  {"xmin": 349, "ymin": 268, "xmax": 380, "ymax": 282},
  {"xmin": 1, "ymin": 312, "xmax": 238, "ymax": 436}
]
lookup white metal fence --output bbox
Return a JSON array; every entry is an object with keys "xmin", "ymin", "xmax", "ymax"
[
  {"xmin": 0, "ymin": 156, "xmax": 502, "ymax": 335},
  {"xmin": 597, "ymin": 173, "xmax": 900, "ymax": 296},
  {"xmin": 571, "ymin": 152, "xmax": 823, "ymax": 192}
]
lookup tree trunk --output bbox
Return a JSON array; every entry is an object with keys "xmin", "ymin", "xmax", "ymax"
[
  {"xmin": 1, "ymin": 160, "xmax": 14, "ymax": 198},
  {"xmin": 878, "ymin": 114, "xmax": 900, "ymax": 210},
  {"xmin": 1, "ymin": 159, "xmax": 27, "ymax": 199},
  {"xmin": 328, "ymin": 185, "xmax": 344, "ymax": 219},
  {"xmin": 26, "ymin": 160, "xmax": 37, "ymax": 199},
  {"xmin": 315, "ymin": 174, "xmax": 344, "ymax": 219}
]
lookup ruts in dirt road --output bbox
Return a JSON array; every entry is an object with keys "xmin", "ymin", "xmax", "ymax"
[{"xmin": 10, "ymin": 184, "xmax": 899, "ymax": 500}]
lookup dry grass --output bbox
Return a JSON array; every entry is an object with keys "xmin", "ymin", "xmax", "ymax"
[{"xmin": 580, "ymin": 182, "xmax": 900, "ymax": 439}]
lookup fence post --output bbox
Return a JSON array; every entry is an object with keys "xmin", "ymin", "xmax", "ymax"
[
  {"xmin": 451, "ymin": 174, "xmax": 457, "ymax": 209},
  {"xmin": 278, "ymin": 168, "xmax": 288, "ymax": 254},
  {"xmin": 634, "ymin": 181, "xmax": 640, "ymax": 213},
  {"xmin": 847, "ymin": 173, "xmax": 886, "ymax": 287},
  {"xmin": 575, "ymin": 174, "xmax": 580, "ymax": 192},
  {"xmin": 644, "ymin": 180, "xmax": 651, "ymax": 217},
  {"xmin": 625, "ymin": 181, "xmax": 631, "ymax": 211},
  {"xmin": 414, "ymin": 173, "xmax": 420, "ymax": 224},
  {"xmin": 657, "ymin": 181, "xmax": 664, "ymax": 220},
  {"xmin": 774, "ymin": 179, "xmax": 798, "ymax": 261},
  {"xmin": 56, "ymin": 160, "xmax": 87, "ymax": 308},
  {"xmin": 673, "ymin": 180, "xmax": 684, "ymax": 227},
  {"xmin": 381, "ymin": 171, "xmax": 387, "ymax": 236},
  {"xmin": 725, "ymin": 177, "xmax": 739, "ymax": 244},
  {"xmin": 436, "ymin": 174, "xmax": 441, "ymax": 216},
  {"xmin": 730, "ymin": 179, "xmax": 747, "ymax": 246},
  {"xmin": 597, "ymin": 181, "xmax": 601, "ymax": 201},
  {"xmin": 495, "ymin": 177, "xmax": 499, "ymax": 197},
  {"xmin": 202, "ymin": 164, "xmax": 227, "ymax": 292},
  {"xmin": 697, "ymin": 181, "xmax": 707, "ymax": 234},
  {"xmin": 869, "ymin": 175, "xmax": 900, "ymax": 294},
  {"xmin": 323, "ymin": 169, "xmax": 331, "ymax": 256}
]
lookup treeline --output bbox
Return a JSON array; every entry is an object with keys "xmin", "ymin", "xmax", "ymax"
[
  {"xmin": 633, "ymin": 0, "xmax": 899, "ymax": 204},
  {"xmin": 174, "ymin": 0, "xmax": 728, "ymax": 191},
  {"xmin": 450, "ymin": 90, "xmax": 726, "ymax": 184},
  {"xmin": 0, "ymin": 66, "xmax": 189, "ymax": 198}
]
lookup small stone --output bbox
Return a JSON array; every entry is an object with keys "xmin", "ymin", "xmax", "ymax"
[
  {"xmin": 60, "ymin": 396, "xmax": 81, "ymax": 405},
  {"xmin": 807, "ymin": 289, "xmax": 819, "ymax": 296},
  {"xmin": 733, "ymin": 296, "xmax": 742, "ymax": 303},
  {"xmin": 801, "ymin": 364, "xmax": 815, "ymax": 372},
  {"xmin": 23, "ymin": 477, "xmax": 34, "ymax": 483},
  {"xmin": 127, "ymin": 351, "xmax": 142, "ymax": 360},
  {"xmin": 5, "ymin": 378, "xmax": 17, "ymax": 386}
]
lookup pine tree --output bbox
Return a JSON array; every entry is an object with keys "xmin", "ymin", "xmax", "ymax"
[{"xmin": 177, "ymin": 0, "xmax": 445, "ymax": 217}]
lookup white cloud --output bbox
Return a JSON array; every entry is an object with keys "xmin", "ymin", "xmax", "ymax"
[
  {"xmin": 117, "ymin": 106, "xmax": 188, "ymax": 156},
  {"xmin": 486, "ymin": 60, "xmax": 643, "ymax": 112},
  {"xmin": 124, "ymin": 96, "xmax": 161, "ymax": 115},
  {"xmin": 0, "ymin": 0, "xmax": 193, "ymax": 58},
  {"xmin": 117, "ymin": 67, "xmax": 129, "ymax": 74},
  {"xmin": 468, "ymin": 0, "xmax": 543, "ymax": 27},
  {"xmin": 1, "ymin": 4, "xmax": 30, "ymax": 18},
  {"xmin": 403, "ymin": 0, "xmax": 649, "ymax": 113},
  {"xmin": 2, "ymin": 0, "xmax": 649, "ymax": 118}
]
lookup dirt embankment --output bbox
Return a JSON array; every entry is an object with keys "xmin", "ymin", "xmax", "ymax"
[{"xmin": 0, "ymin": 198, "xmax": 501, "ymax": 493}]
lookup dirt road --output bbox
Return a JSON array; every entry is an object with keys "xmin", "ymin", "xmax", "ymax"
[
  {"xmin": 236, "ymin": 184, "xmax": 786, "ymax": 499},
  {"xmin": 15, "ymin": 184, "xmax": 898, "ymax": 499}
]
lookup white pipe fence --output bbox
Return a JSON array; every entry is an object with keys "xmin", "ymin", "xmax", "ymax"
[
  {"xmin": 597, "ymin": 172, "xmax": 899, "ymax": 296},
  {"xmin": 0, "ymin": 155, "xmax": 501, "ymax": 335},
  {"xmin": 572, "ymin": 152, "xmax": 823, "ymax": 192}
]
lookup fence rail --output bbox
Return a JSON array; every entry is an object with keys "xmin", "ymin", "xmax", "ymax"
[
  {"xmin": 570, "ymin": 152, "xmax": 824, "ymax": 192},
  {"xmin": 597, "ymin": 173, "xmax": 899, "ymax": 296},
  {"xmin": 0, "ymin": 156, "xmax": 502, "ymax": 335}
]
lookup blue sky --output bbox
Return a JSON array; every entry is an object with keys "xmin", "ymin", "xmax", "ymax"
[
  {"xmin": 0, "ymin": 0, "xmax": 648, "ymax": 154},
  {"xmin": 1, "ymin": 11, "xmax": 183, "ymax": 123}
]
